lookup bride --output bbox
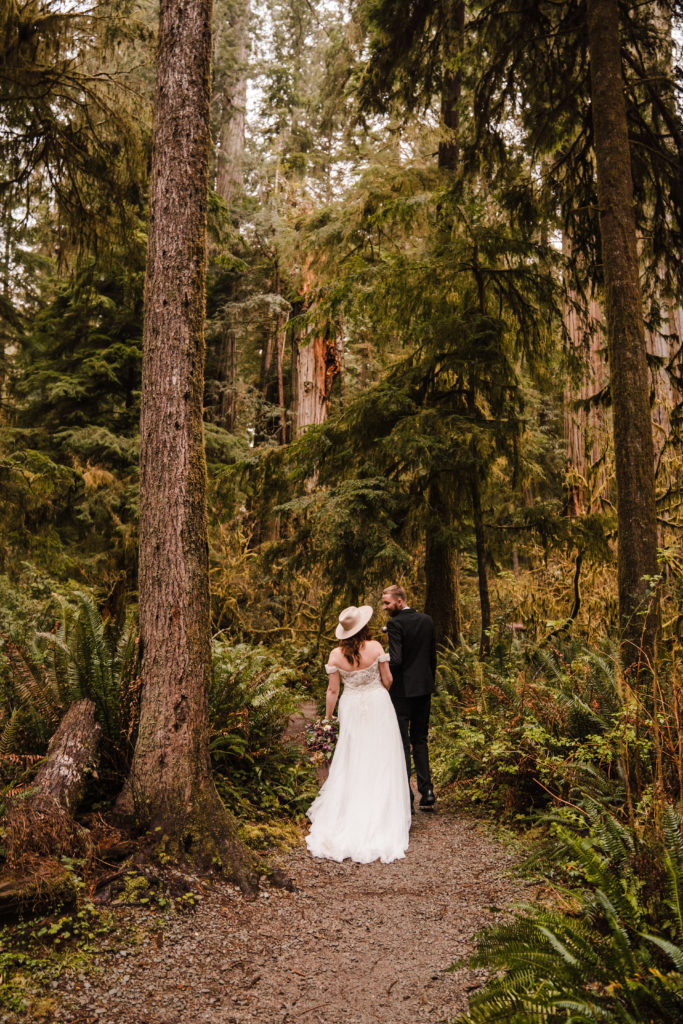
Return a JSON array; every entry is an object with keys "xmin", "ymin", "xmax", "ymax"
[{"xmin": 306, "ymin": 604, "xmax": 412, "ymax": 864}]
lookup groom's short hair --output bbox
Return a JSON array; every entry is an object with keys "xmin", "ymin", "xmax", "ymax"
[{"xmin": 383, "ymin": 584, "xmax": 406, "ymax": 602}]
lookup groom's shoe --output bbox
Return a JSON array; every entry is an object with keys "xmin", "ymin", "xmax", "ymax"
[{"xmin": 419, "ymin": 786, "xmax": 436, "ymax": 809}]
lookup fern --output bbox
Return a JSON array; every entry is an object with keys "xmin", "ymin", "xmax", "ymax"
[
  {"xmin": 455, "ymin": 807, "xmax": 683, "ymax": 1024},
  {"xmin": 208, "ymin": 639, "xmax": 314, "ymax": 816},
  {"xmin": 3, "ymin": 592, "xmax": 140, "ymax": 785}
]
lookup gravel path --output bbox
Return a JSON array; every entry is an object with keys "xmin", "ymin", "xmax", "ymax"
[{"xmin": 52, "ymin": 810, "xmax": 524, "ymax": 1024}]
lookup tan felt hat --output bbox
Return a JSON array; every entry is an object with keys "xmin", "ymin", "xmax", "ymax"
[{"xmin": 335, "ymin": 605, "xmax": 374, "ymax": 640}]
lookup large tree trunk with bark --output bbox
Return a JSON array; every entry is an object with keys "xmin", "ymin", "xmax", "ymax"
[
  {"xmin": 562, "ymin": 282, "xmax": 610, "ymax": 515},
  {"xmin": 471, "ymin": 470, "xmax": 491, "ymax": 659},
  {"xmin": 291, "ymin": 319, "xmax": 342, "ymax": 437},
  {"xmin": 424, "ymin": 3, "xmax": 466, "ymax": 640},
  {"xmin": 5, "ymin": 699, "xmax": 100, "ymax": 866},
  {"xmin": 218, "ymin": 322, "xmax": 238, "ymax": 430},
  {"xmin": 276, "ymin": 309, "xmax": 288, "ymax": 444},
  {"xmin": 586, "ymin": 0, "xmax": 659, "ymax": 672},
  {"xmin": 438, "ymin": 0, "xmax": 464, "ymax": 171},
  {"xmin": 424, "ymin": 479, "xmax": 461, "ymax": 645},
  {"xmin": 121, "ymin": 0, "xmax": 253, "ymax": 887},
  {"xmin": 214, "ymin": 0, "xmax": 249, "ymax": 204}
]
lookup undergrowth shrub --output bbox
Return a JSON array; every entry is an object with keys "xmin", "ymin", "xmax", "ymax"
[
  {"xmin": 432, "ymin": 633, "xmax": 680, "ymax": 818},
  {"xmin": 455, "ymin": 801, "xmax": 683, "ymax": 1023},
  {"xmin": 209, "ymin": 638, "xmax": 316, "ymax": 819},
  {"xmin": 0, "ymin": 591, "xmax": 140, "ymax": 799},
  {"xmin": 1, "ymin": 597, "xmax": 316, "ymax": 824}
]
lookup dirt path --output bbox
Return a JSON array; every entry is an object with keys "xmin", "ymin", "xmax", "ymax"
[{"xmin": 54, "ymin": 810, "xmax": 524, "ymax": 1024}]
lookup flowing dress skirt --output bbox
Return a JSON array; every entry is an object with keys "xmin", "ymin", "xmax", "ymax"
[{"xmin": 306, "ymin": 664, "xmax": 411, "ymax": 864}]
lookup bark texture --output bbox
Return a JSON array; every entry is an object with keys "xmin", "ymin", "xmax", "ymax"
[
  {"xmin": 438, "ymin": 0, "xmax": 464, "ymax": 172},
  {"xmin": 215, "ymin": 0, "xmax": 249, "ymax": 204},
  {"xmin": 424, "ymin": 480, "xmax": 461, "ymax": 645},
  {"xmin": 425, "ymin": 2, "xmax": 465, "ymax": 641},
  {"xmin": 586, "ymin": 0, "xmax": 659, "ymax": 669},
  {"xmin": 292, "ymin": 322, "xmax": 342, "ymax": 437},
  {"xmin": 5, "ymin": 699, "xmax": 101, "ymax": 866},
  {"xmin": 218, "ymin": 323, "xmax": 238, "ymax": 430},
  {"xmin": 123, "ymin": 0, "xmax": 253, "ymax": 887},
  {"xmin": 563, "ymin": 289, "xmax": 609, "ymax": 515},
  {"xmin": 471, "ymin": 470, "xmax": 491, "ymax": 658}
]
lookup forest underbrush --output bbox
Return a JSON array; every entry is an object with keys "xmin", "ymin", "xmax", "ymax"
[
  {"xmin": 429, "ymin": 570, "xmax": 683, "ymax": 1021},
  {"xmin": 2, "ymin": 560, "xmax": 683, "ymax": 1020},
  {"xmin": 0, "ymin": 584, "xmax": 319, "ymax": 1018}
]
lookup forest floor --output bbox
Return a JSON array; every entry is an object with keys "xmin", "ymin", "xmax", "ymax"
[{"xmin": 43, "ymin": 808, "xmax": 527, "ymax": 1024}]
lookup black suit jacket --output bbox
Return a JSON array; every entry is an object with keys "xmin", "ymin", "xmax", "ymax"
[{"xmin": 386, "ymin": 608, "xmax": 436, "ymax": 699}]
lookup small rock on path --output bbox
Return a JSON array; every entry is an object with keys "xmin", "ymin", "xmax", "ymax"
[{"xmin": 53, "ymin": 811, "xmax": 523, "ymax": 1024}]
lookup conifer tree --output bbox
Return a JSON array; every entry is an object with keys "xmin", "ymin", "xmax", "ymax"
[
  {"xmin": 214, "ymin": 0, "xmax": 249, "ymax": 204},
  {"xmin": 585, "ymin": 0, "xmax": 658, "ymax": 667},
  {"xmin": 121, "ymin": 0, "xmax": 253, "ymax": 883},
  {"xmin": 359, "ymin": 0, "xmax": 682, "ymax": 666}
]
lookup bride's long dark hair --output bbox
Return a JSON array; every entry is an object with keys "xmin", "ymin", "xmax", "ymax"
[{"xmin": 340, "ymin": 625, "xmax": 372, "ymax": 666}]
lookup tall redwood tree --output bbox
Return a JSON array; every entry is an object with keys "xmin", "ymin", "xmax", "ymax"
[
  {"xmin": 586, "ymin": 0, "xmax": 659, "ymax": 669},
  {"xmin": 122, "ymin": 0, "xmax": 253, "ymax": 884}
]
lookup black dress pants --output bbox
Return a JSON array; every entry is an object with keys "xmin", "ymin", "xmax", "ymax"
[{"xmin": 391, "ymin": 693, "xmax": 432, "ymax": 797}]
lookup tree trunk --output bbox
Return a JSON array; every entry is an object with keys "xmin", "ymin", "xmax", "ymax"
[
  {"xmin": 471, "ymin": 470, "xmax": 491, "ymax": 659},
  {"xmin": 5, "ymin": 700, "xmax": 101, "ymax": 866},
  {"xmin": 276, "ymin": 310, "xmax": 288, "ymax": 444},
  {"xmin": 562, "ymin": 276, "xmax": 609, "ymax": 515},
  {"xmin": 214, "ymin": 0, "xmax": 249, "ymax": 204},
  {"xmin": 438, "ymin": 0, "xmax": 464, "ymax": 171},
  {"xmin": 428, "ymin": 3, "xmax": 465, "ymax": 641},
  {"xmin": 218, "ymin": 322, "xmax": 238, "ymax": 431},
  {"xmin": 424, "ymin": 479, "xmax": 461, "ymax": 645},
  {"xmin": 292, "ymin": 322, "xmax": 342, "ymax": 437},
  {"xmin": 586, "ymin": 0, "xmax": 659, "ymax": 671},
  {"xmin": 121, "ymin": 0, "xmax": 254, "ymax": 886}
]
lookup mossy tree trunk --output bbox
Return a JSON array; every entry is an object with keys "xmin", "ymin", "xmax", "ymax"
[
  {"xmin": 471, "ymin": 468, "xmax": 491, "ymax": 659},
  {"xmin": 586, "ymin": 0, "xmax": 659, "ymax": 672},
  {"xmin": 6, "ymin": 700, "xmax": 101, "ymax": 866},
  {"xmin": 438, "ymin": 0, "xmax": 464, "ymax": 171},
  {"xmin": 215, "ymin": 0, "xmax": 249, "ymax": 205},
  {"xmin": 424, "ymin": 479, "xmax": 461, "ymax": 646},
  {"xmin": 123, "ymin": 0, "xmax": 253, "ymax": 887},
  {"xmin": 424, "ymin": 0, "xmax": 465, "ymax": 643}
]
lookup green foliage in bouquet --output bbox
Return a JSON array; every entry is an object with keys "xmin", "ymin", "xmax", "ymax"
[
  {"xmin": 305, "ymin": 717, "xmax": 339, "ymax": 765},
  {"xmin": 454, "ymin": 802, "xmax": 683, "ymax": 1023}
]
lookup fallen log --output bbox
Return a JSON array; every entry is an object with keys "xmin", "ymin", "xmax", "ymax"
[
  {"xmin": 0, "ymin": 862, "xmax": 78, "ymax": 920},
  {"xmin": 5, "ymin": 699, "xmax": 102, "ymax": 869}
]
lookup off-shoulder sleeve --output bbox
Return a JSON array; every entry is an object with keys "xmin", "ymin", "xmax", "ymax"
[
  {"xmin": 324, "ymin": 663, "xmax": 340, "ymax": 674},
  {"xmin": 378, "ymin": 653, "xmax": 390, "ymax": 663}
]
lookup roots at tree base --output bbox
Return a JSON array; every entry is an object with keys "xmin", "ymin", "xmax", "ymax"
[{"xmin": 116, "ymin": 778, "xmax": 259, "ymax": 893}]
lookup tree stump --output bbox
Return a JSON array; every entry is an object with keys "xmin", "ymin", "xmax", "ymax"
[{"xmin": 5, "ymin": 699, "xmax": 101, "ymax": 868}]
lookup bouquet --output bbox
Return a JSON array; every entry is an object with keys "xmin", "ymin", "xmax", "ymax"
[{"xmin": 305, "ymin": 716, "xmax": 339, "ymax": 765}]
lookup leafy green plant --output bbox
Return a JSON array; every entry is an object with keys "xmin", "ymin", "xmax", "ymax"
[
  {"xmin": 0, "ymin": 858, "xmax": 116, "ymax": 1017},
  {"xmin": 431, "ymin": 636, "xmax": 650, "ymax": 816},
  {"xmin": 209, "ymin": 639, "xmax": 316, "ymax": 817},
  {"xmin": 454, "ymin": 803, "xmax": 683, "ymax": 1023},
  {"xmin": 0, "ymin": 590, "xmax": 140, "ymax": 788}
]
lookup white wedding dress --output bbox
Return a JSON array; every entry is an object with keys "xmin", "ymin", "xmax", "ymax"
[{"xmin": 306, "ymin": 654, "xmax": 412, "ymax": 864}]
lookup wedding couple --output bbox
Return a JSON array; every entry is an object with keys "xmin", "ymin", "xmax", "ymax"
[{"xmin": 306, "ymin": 584, "xmax": 436, "ymax": 865}]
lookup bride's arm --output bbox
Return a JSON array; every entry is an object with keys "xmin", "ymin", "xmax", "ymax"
[
  {"xmin": 379, "ymin": 657, "xmax": 393, "ymax": 690},
  {"xmin": 324, "ymin": 665, "xmax": 341, "ymax": 719}
]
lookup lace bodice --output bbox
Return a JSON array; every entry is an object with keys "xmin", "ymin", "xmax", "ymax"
[{"xmin": 325, "ymin": 654, "xmax": 389, "ymax": 691}]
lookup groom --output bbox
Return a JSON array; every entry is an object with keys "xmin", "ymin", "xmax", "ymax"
[{"xmin": 382, "ymin": 585, "xmax": 436, "ymax": 811}]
